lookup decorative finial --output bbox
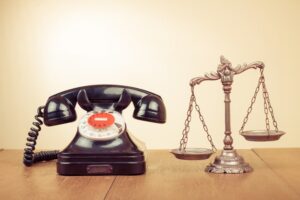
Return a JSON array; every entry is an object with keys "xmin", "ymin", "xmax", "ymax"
[
  {"xmin": 220, "ymin": 55, "xmax": 230, "ymax": 65},
  {"xmin": 218, "ymin": 55, "xmax": 233, "ymax": 72}
]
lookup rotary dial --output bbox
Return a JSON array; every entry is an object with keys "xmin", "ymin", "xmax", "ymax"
[{"xmin": 78, "ymin": 110, "xmax": 125, "ymax": 141}]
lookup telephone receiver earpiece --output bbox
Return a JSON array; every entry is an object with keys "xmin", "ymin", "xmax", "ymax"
[
  {"xmin": 43, "ymin": 96, "xmax": 76, "ymax": 126},
  {"xmin": 133, "ymin": 94, "xmax": 166, "ymax": 123}
]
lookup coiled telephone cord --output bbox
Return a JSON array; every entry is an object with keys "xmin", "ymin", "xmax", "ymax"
[{"xmin": 23, "ymin": 106, "xmax": 59, "ymax": 166}]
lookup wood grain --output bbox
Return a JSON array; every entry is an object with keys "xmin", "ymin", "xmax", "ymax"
[
  {"xmin": 0, "ymin": 150, "xmax": 299, "ymax": 200},
  {"xmin": 0, "ymin": 150, "xmax": 115, "ymax": 200},
  {"xmin": 106, "ymin": 150, "xmax": 299, "ymax": 200},
  {"xmin": 253, "ymin": 148, "xmax": 300, "ymax": 196}
]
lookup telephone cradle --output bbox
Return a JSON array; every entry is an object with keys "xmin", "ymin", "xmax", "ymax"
[{"xmin": 23, "ymin": 85, "xmax": 166, "ymax": 175}]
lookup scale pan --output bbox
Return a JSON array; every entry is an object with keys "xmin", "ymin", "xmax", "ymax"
[
  {"xmin": 241, "ymin": 130, "xmax": 285, "ymax": 141},
  {"xmin": 171, "ymin": 148, "xmax": 213, "ymax": 160}
]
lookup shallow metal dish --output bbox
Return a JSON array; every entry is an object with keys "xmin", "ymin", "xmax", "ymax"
[
  {"xmin": 171, "ymin": 148, "xmax": 213, "ymax": 160},
  {"xmin": 240, "ymin": 130, "xmax": 285, "ymax": 141}
]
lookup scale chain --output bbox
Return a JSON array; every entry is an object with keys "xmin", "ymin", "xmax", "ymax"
[
  {"xmin": 179, "ymin": 90, "xmax": 194, "ymax": 150},
  {"xmin": 239, "ymin": 74, "xmax": 262, "ymax": 134},
  {"xmin": 194, "ymin": 98, "xmax": 217, "ymax": 152},
  {"xmin": 239, "ymin": 68, "xmax": 279, "ymax": 134},
  {"xmin": 260, "ymin": 70, "xmax": 279, "ymax": 132},
  {"xmin": 261, "ymin": 75, "xmax": 271, "ymax": 133},
  {"xmin": 179, "ymin": 86, "xmax": 217, "ymax": 152}
]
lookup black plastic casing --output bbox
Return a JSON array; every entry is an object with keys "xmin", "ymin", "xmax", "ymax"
[
  {"xmin": 42, "ymin": 85, "xmax": 166, "ymax": 175},
  {"xmin": 57, "ymin": 130, "xmax": 145, "ymax": 175}
]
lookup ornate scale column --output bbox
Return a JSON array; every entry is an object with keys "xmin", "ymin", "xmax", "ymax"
[{"xmin": 205, "ymin": 57, "xmax": 253, "ymax": 173}]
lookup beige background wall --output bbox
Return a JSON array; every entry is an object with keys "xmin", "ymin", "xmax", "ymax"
[{"xmin": 1, "ymin": 0, "xmax": 299, "ymax": 150}]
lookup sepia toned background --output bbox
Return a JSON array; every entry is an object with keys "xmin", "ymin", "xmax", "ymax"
[{"xmin": 1, "ymin": 0, "xmax": 299, "ymax": 151}]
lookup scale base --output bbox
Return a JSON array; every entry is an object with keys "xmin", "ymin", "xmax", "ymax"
[{"xmin": 205, "ymin": 150, "xmax": 253, "ymax": 174}]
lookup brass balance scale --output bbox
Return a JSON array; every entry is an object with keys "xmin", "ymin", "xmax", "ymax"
[{"xmin": 171, "ymin": 56, "xmax": 285, "ymax": 173}]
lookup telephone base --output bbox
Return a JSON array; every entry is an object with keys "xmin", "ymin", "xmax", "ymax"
[{"xmin": 57, "ymin": 152, "xmax": 145, "ymax": 175}]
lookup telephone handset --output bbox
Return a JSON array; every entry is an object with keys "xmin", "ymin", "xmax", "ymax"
[{"xmin": 23, "ymin": 85, "xmax": 166, "ymax": 175}]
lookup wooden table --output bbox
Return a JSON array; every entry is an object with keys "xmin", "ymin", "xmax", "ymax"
[{"xmin": 0, "ymin": 149, "xmax": 299, "ymax": 200}]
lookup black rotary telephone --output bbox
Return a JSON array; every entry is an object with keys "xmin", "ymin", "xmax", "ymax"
[{"xmin": 23, "ymin": 85, "xmax": 166, "ymax": 175}]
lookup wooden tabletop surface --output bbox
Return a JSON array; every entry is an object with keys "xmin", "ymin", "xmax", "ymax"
[{"xmin": 0, "ymin": 149, "xmax": 299, "ymax": 200}]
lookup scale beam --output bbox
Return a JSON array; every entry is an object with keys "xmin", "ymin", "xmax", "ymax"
[{"xmin": 190, "ymin": 56, "xmax": 265, "ymax": 87}]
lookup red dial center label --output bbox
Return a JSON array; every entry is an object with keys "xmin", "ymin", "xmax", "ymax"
[{"xmin": 88, "ymin": 113, "xmax": 115, "ymax": 129}]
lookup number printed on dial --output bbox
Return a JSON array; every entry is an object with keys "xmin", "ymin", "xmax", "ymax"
[{"xmin": 78, "ymin": 111, "xmax": 125, "ymax": 141}]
